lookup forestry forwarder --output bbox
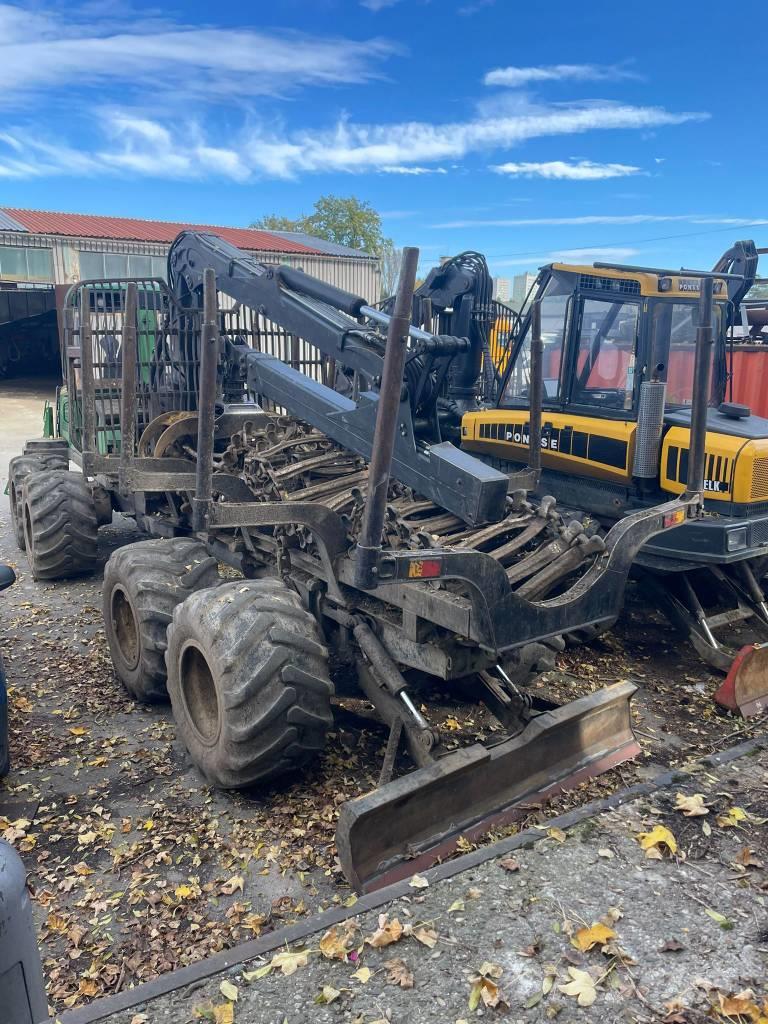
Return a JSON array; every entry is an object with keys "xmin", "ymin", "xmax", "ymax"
[{"xmin": 8, "ymin": 236, "xmax": 714, "ymax": 890}]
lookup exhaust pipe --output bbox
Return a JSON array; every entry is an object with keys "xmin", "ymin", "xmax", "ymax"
[{"xmin": 685, "ymin": 277, "xmax": 714, "ymax": 498}]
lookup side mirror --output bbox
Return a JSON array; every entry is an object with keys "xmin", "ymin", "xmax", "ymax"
[{"xmin": 0, "ymin": 565, "xmax": 16, "ymax": 592}]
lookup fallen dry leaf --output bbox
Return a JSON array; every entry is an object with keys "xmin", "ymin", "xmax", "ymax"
[
  {"xmin": 714, "ymin": 988, "xmax": 768, "ymax": 1022},
  {"xmin": 717, "ymin": 806, "xmax": 748, "ymax": 828},
  {"xmin": 736, "ymin": 847, "xmax": 764, "ymax": 869},
  {"xmin": 448, "ymin": 899, "xmax": 465, "ymax": 914},
  {"xmin": 315, "ymin": 985, "xmax": 341, "ymax": 1005},
  {"xmin": 351, "ymin": 966, "xmax": 372, "ymax": 984},
  {"xmin": 559, "ymin": 966, "xmax": 598, "ymax": 1007},
  {"xmin": 219, "ymin": 980, "xmax": 238, "ymax": 1002},
  {"xmin": 220, "ymin": 876, "xmax": 244, "ymax": 896},
  {"xmin": 499, "ymin": 856, "xmax": 520, "ymax": 872},
  {"xmin": 572, "ymin": 922, "xmax": 617, "ymax": 953},
  {"xmin": 411, "ymin": 925, "xmax": 438, "ymax": 948},
  {"xmin": 636, "ymin": 824, "xmax": 678, "ymax": 858},
  {"xmin": 468, "ymin": 963, "xmax": 505, "ymax": 1011},
  {"xmin": 384, "ymin": 957, "xmax": 414, "ymax": 989},
  {"xmin": 319, "ymin": 922, "xmax": 357, "ymax": 961},
  {"xmin": 548, "ymin": 827, "xmax": 567, "ymax": 843},
  {"xmin": 409, "ymin": 873, "xmax": 429, "ymax": 889},
  {"xmin": 365, "ymin": 914, "xmax": 404, "ymax": 949},
  {"xmin": 674, "ymin": 792, "xmax": 709, "ymax": 817}
]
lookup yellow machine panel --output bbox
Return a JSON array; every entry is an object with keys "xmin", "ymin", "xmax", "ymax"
[
  {"xmin": 462, "ymin": 410, "xmax": 637, "ymax": 485},
  {"xmin": 661, "ymin": 430, "xmax": 768, "ymax": 505},
  {"xmin": 549, "ymin": 264, "xmax": 729, "ymax": 299}
]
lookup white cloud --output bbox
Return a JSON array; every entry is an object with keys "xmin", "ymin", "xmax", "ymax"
[
  {"xmin": 0, "ymin": 3, "xmax": 399, "ymax": 107},
  {"xmin": 0, "ymin": 90, "xmax": 707, "ymax": 182},
  {"xmin": 434, "ymin": 214, "xmax": 768, "ymax": 228},
  {"xmin": 360, "ymin": 0, "xmax": 402, "ymax": 8},
  {"xmin": 490, "ymin": 159, "xmax": 642, "ymax": 180},
  {"xmin": 380, "ymin": 165, "xmax": 448, "ymax": 175},
  {"xmin": 234, "ymin": 102, "xmax": 704, "ymax": 179},
  {"xmin": 484, "ymin": 63, "xmax": 638, "ymax": 88}
]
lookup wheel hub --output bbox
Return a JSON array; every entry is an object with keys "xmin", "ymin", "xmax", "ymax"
[
  {"xmin": 179, "ymin": 643, "xmax": 221, "ymax": 745},
  {"xmin": 111, "ymin": 587, "xmax": 140, "ymax": 671}
]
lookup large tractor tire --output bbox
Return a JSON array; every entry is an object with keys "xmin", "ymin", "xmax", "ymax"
[
  {"xmin": 8, "ymin": 453, "xmax": 68, "ymax": 550},
  {"xmin": 21, "ymin": 469, "xmax": 98, "ymax": 579},
  {"xmin": 22, "ymin": 438, "xmax": 69, "ymax": 459},
  {"xmin": 102, "ymin": 538, "xmax": 219, "ymax": 704},
  {"xmin": 165, "ymin": 578, "xmax": 333, "ymax": 789}
]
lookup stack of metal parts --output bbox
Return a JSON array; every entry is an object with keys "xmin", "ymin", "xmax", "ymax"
[{"xmin": 202, "ymin": 416, "xmax": 606, "ymax": 602}]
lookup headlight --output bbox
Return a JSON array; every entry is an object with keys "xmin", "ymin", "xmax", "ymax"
[{"xmin": 726, "ymin": 527, "xmax": 748, "ymax": 552}]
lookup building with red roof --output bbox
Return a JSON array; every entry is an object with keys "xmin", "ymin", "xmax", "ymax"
[{"xmin": 0, "ymin": 208, "xmax": 380, "ymax": 375}]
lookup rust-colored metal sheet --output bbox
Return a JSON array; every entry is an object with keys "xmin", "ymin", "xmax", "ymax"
[
  {"xmin": 713, "ymin": 643, "xmax": 768, "ymax": 718},
  {"xmin": 336, "ymin": 681, "xmax": 640, "ymax": 893},
  {"xmin": 1, "ymin": 208, "xmax": 321, "ymax": 254}
]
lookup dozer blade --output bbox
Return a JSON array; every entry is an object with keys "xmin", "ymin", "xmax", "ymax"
[
  {"xmin": 336, "ymin": 681, "xmax": 639, "ymax": 893},
  {"xmin": 713, "ymin": 643, "xmax": 768, "ymax": 718}
]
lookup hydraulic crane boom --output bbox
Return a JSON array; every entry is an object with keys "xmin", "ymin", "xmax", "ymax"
[{"xmin": 168, "ymin": 230, "xmax": 509, "ymax": 526}]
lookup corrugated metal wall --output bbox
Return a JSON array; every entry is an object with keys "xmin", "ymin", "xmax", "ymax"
[{"xmin": 0, "ymin": 232, "xmax": 381, "ymax": 303}]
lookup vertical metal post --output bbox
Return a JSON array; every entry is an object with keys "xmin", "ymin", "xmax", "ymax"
[
  {"xmin": 421, "ymin": 297, "xmax": 432, "ymax": 332},
  {"xmin": 528, "ymin": 299, "xmax": 543, "ymax": 479},
  {"xmin": 355, "ymin": 247, "xmax": 419, "ymax": 589},
  {"xmin": 193, "ymin": 268, "xmax": 219, "ymax": 532},
  {"xmin": 685, "ymin": 278, "xmax": 714, "ymax": 498},
  {"xmin": 79, "ymin": 305, "xmax": 97, "ymax": 459},
  {"xmin": 119, "ymin": 282, "xmax": 138, "ymax": 492}
]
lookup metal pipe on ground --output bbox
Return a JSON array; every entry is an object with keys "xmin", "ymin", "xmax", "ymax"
[
  {"xmin": 354, "ymin": 247, "xmax": 419, "ymax": 589},
  {"xmin": 685, "ymin": 277, "xmax": 714, "ymax": 498},
  {"xmin": 118, "ymin": 283, "xmax": 138, "ymax": 493},
  {"xmin": 193, "ymin": 268, "xmax": 219, "ymax": 532}
]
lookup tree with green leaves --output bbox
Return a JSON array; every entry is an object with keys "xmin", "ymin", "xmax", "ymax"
[
  {"xmin": 251, "ymin": 194, "xmax": 402, "ymax": 297},
  {"xmin": 252, "ymin": 195, "xmax": 386, "ymax": 255}
]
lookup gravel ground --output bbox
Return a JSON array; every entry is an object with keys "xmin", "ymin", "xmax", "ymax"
[
  {"xmin": 91, "ymin": 743, "xmax": 768, "ymax": 1024},
  {"xmin": 1, "ymin": 378, "xmax": 766, "ymax": 1022}
]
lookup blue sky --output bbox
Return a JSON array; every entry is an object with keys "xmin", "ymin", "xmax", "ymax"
[{"xmin": 1, "ymin": 0, "xmax": 766, "ymax": 278}]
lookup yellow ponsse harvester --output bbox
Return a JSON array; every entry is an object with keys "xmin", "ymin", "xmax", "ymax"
[{"xmin": 457, "ymin": 244, "xmax": 767, "ymax": 716}]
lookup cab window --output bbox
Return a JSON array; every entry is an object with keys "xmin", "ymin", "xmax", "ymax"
[
  {"xmin": 652, "ymin": 301, "xmax": 718, "ymax": 406},
  {"xmin": 500, "ymin": 278, "xmax": 570, "ymax": 405},
  {"xmin": 570, "ymin": 298, "xmax": 639, "ymax": 410}
]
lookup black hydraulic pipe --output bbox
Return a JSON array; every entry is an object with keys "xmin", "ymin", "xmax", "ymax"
[
  {"xmin": 528, "ymin": 299, "xmax": 543, "ymax": 477},
  {"xmin": 193, "ymin": 268, "xmax": 219, "ymax": 531},
  {"xmin": 278, "ymin": 266, "xmax": 366, "ymax": 318},
  {"xmin": 354, "ymin": 247, "xmax": 419, "ymax": 589},
  {"xmin": 118, "ymin": 282, "xmax": 138, "ymax": 492},
  {"xmin": 685, "ymin": 277, "xmax": 714, "ymax": 498}
]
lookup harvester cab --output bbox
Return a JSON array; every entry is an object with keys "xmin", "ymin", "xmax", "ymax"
[
  {"xmin": 9, "ymin": 234, "xmax": 718, "ymax": 891},
  {"xmin": 460, "ymin": 245, "xmax": 768, "ymax": 716}
]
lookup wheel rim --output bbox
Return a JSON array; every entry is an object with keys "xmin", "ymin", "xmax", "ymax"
[
  {"xmin": 23, "ymin": 501, "xmax": 33, "ymax": 553},
  {"xmin": 179, "ymin": 642, "xmax": 221, "ymax": 745},
  {"xmin": 110, "ymin": 586, "xmax": 140, "ymax": 671},
  {"xmin": 9, "ymin": 482, "xmax": 19, "ymax": 529}
]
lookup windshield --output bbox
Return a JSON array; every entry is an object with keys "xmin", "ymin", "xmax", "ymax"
[
  {"xmin": 652, "ymin": 301, "xmax": 722, "ymax": 407},
  {"xmin": 500, "ymin": 276, "xmax": 570, "ymax": 405},
  {"xmin": 571, "ymin": 298, "xmax": 639, "ymax": 410}
]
